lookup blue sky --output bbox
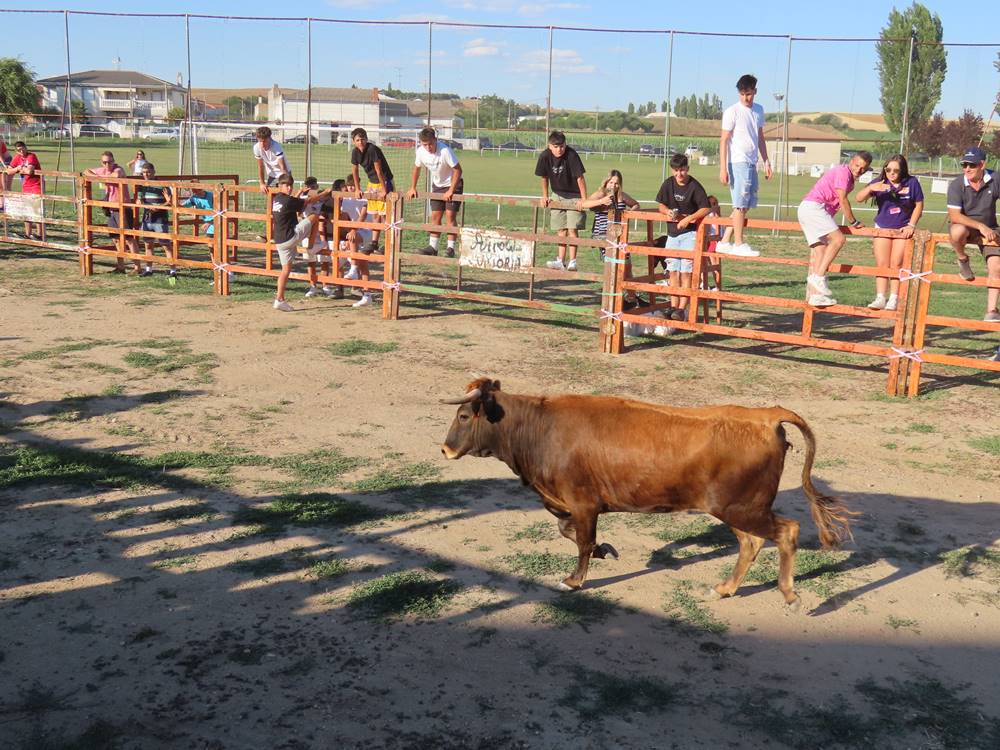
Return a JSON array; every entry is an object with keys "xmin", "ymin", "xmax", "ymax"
[{"xmin": 2, "ymin": 1, "xmax": 998, "ymax": 118}]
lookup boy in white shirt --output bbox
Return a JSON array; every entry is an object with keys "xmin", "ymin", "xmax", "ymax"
[
  {"xmin": 406, "ymin": 127, "xmax": 462, "ymax": 257},
  {"xmin": 253, "ymin": 126, "xmax": 291, "ymax": 194},
  {"xmin": 718, "ymin": 74, "xmax": 772, "ymax": 257}
]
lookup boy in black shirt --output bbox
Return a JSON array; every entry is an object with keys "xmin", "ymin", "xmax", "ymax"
[
  {"xmin": 535, "ymin": 130, "xmax": 587, "ymax": 271},
  {"xmin": 350, "ymin": 128, "xmax": 394, "ymax": 253},
  {"xmin": 271, "ymin": 173, "xmax": 333, "ymax": 312},
  {"xmin": 655, "ymin": 154, "xmax": 711, "ymax": 320}
]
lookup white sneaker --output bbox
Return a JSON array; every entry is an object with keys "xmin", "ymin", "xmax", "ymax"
[
  {"xmin": 321, "ymin": 285, "xmax": 342, "ymax": 299},
  {"xmin": 351, "ymin": 286, "xmax": 364, "ymax": 297},
  {"xmin": 653, "ymin": 324, "xmax": 675, "ymax": 336},
  {"xmin": 546, "ymin": 258, "xmax": 565, "ymax": 270},
  {"xmin": 566, "ymin": 258, "xmax": 578, "ymax": 271},
  {"xmin": 885, "ymin": 295, "xmax": 898, "ymax": 311},
  {"xmin": 808, "ymin": 293, "xmax": 837, "ymax": 307},
  {"xmin": 352, "ymin": 293, "xmax": 372, "ymax": 308},
  {"xmin": 867, "ymin": 294, "xmax": 886, "ymax": 310},
  {"xmin": 344, "ymin": 266, "xmax": 360, "ymax": 280},
  {"xmin": 304, "ymin": 285, "xmax": 321, "ymax": 298},
  {"xmin": 714, "ymin": 242, "xmax": 734, "ymax": 253},
  {"xmin": 273, "ymin": 299, "xmax": 293, "ymax": 312},
  {"xmin": 728, "ymin": 243, "xmax": 760, "ymax": 257},
  {"xmin": 807, "ymin": 274, "xmax": 833, "ymax": 297}
]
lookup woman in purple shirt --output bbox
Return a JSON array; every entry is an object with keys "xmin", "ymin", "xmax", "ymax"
[{"xmin": 856, "ymin": 154, "xmax": 924, "ymax": 310}]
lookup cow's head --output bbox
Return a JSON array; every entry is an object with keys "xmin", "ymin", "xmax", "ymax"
[{"xmin": 440, "ymin": 377, "xmax": 505, "ymax": 459}]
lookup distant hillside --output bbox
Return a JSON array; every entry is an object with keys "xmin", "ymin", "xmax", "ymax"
[{"xmin": 792, "ymin": 112, "xmax": 889, "ymax": 132}]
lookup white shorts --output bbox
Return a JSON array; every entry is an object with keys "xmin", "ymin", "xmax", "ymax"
[
  {"xmin": 797, "ymin": 201, "xmax": 839, "ymax": 246},
  {"xmin": 664, "ymin": 232, "xmax": 696, "ymax": 273},
  {"xmin": 276, "ymin": 217, "xmax": 314, "ymax": 266}
]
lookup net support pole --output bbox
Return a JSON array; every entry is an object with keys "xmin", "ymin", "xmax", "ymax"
[
  {"xmin": 661, "ymin": 30, "xmax": 674, "ymax": 183},
  {"xmin": 306, "ymin": 18, "xmax": 313, "ymax": 174},
  {"xmin": 545, "ymin": 26, "xmax": 554, "ymax": 136},
  {"xmin": 181, "ymin": 14, "xmax": 193, "ymax": 174},
  {"xmin": 899, "ymin": 30, "xmax": 915, "ymax": 154},
  {"xmin": 426, "ymin": 22, "xmax": 433, "ymax": 127},
  {"xmin": 63, "ymin": 11, "xmax": 76, "ymax": 176},
  {"xmin": 776, "ymin": 35, "xmax": 792, "ymax": 223}
]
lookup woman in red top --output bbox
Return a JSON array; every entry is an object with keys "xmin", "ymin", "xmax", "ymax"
[{"xmin": 4, "ymin": 141, "xmax": 42, "ymax": 238}]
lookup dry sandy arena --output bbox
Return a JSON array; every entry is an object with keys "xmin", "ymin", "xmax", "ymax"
[{"xmin": 1, "ymin": 253, "xmax": 999, "ymax": 749}]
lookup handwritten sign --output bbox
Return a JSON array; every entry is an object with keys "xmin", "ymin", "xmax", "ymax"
[
  {"xmin": 459, "ymin": 227, "xmax": 533, "ymax": 273},
  {"xmin": 3, "ymin": 193, "xmax": 43, "ymax": 222}
]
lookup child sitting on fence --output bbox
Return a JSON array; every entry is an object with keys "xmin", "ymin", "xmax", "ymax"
[
  {"xmin": 179, "ymin": 187, "xmax": 215, "ymax": 237},
  {"xmin": 579, "ymin": 169, "xmax": 642, "ymax": 307},
  {"xmin": 300, "ymin": 176, "xmax": 340, "ymax": 299},
  {"xmin": 270, "ymin": 174, "xmax": 333, "ymax": 312},
  {"xmin": 134, "ymin": 161, "xmax": 174, "ymax": 278},
  {"xmin": 338, "ymin": 175, "xmax": 375, "ymax": 308}
]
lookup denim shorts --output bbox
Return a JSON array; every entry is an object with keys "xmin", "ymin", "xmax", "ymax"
[
  {"xmin": 727, "ymin": 162, "xmax": 759, "ymax": 209},
  {"xmin": 664, "ymin": 231, "xmax": 695, "ymax": 273}
]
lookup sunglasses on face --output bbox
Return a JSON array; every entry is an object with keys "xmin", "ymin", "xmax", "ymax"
[{"xmin": 961, "ymin": 162, "xmax": 978, "ymax": 168}]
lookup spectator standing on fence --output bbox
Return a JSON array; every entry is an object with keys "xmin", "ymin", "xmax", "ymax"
[
  {"xmin": 717, "ymin": 74, "xmax": 772, "ymax": 258},
  {"xmin": 270, "ymin": 174, "xmax": 332, "ymax": 312},
  {"xmin": 254, "ymin": 126, "xmax": 291, "ymax": 194},
  {"xmin": 407, "ymin": 127, "xmax": 463, "ymax": 257},
  {"xmin": 536, "ymin": 130, "xmax": 587, "ymax": 271},
  {"xmin": 946, "ymin": 146, "xmax": 1000, "ymax": 323},
  {"xmin": 855, "ymin": 154, "xmax": 924, "ymax": 312},
  {"xmin": 300, "ymin": 176, "xmax": 341, "ymax": 300},
  {"xmin": 87, "ymin": 151, "xmax": 139, "ymax": 274},
  {"xmin": 656, "ymin": 153, "xmax": 712, "ymax": 321},
  {"xmin": 350, "ymin": 128, "xmax": 394, "ymax": 253},
  {"xmin": 134, "ymin": 161, "xmax": 174, "ymax": 278},
  {"xmin": 796, "ymin": 151, "xmax": 872, "ymax": 307},
  {"xmin": 5, "ymin": 141, "xmax": 42, "ymax": 240}
]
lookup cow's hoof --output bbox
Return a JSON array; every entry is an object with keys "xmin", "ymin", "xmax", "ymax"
[
  {"xmin": 556, "ymin": 581, "xmax": 579, "ymax": 592},
  {"xmin": 785, "ymin": 596, "xmax": 802, "ymax": 613},
  {"xmin": 596, "ymin": 543, "xmax": 619, "ymax": 560},
  {"xmin": 702, "ymin": 585, "xmax": 725, "ymax": 600}
]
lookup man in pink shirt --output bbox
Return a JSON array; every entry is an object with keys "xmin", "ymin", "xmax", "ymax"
[
  {"xmin": 4, "ymin": 141, "xmax": 42, "ymax": 239},
  {"xmin": 796, "ymin": 151, "xmax": 872, "ymax": 306},
  {"xmin": 86, "ymin": 150, "xmax": 139, "ymax": 273}
]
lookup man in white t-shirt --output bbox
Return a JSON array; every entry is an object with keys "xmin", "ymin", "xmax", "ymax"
[
  {"xmin": 253, "ymin": 126, "xmax": 291, "ymax": 194},
  {"xmin": 406, "ymin": 126, "xmax": 463, "ymax": 257},
  {"xmin": 718, "ymin": 74, "xmax": 772, "ymax": 257}
]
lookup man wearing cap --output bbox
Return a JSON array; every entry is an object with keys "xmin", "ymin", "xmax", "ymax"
[{"xmin": 947, "ymin": 146, "xmax": 1000, "ymax": 322}]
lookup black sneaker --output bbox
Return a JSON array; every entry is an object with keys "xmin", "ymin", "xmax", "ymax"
[
  {"xmin": 669, "ymin": 308, "xmax": 687, "ymax": 322},
  {"xmin": 367, "ymin": 241, "xmax": 380, "ymax": 254},
  {"xmin": 139, "ymin": 268, "xmax": 154, "ymax": 277},
  {"xmin": 418, "ymin": 245, "xmax": 438, "ymax": 256},
  {"xmin": 445, "ymin": 247, "xmax": 455, "ymax": 258}
]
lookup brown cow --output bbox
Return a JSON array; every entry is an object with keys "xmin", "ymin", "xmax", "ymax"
[{"xmin": 441, "ymin": 378, "xmax": 855, "ymax": 607}]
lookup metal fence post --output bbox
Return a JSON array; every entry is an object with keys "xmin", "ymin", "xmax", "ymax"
[
  {"xmin": 63, "ymin": 11, "xmax": 76, "ymax": 175},
  {"xmin": 545, "ymin": 26, "xmax": 554, "ymax": 136},
  {"xmin": 900, "ymin": 30, "xmax": 916, "ymax": 155},
  {"xmin": 306, "ymin": 18, "xmax": 313, "ymax": 174},
  {"xmin": 661, "ymin": 30, "xmax": 674, "ymax": 183}
]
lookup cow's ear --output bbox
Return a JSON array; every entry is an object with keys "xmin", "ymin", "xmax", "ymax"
[{"xmin": 491, "ymin": 380, "xmax": 501, "ymax": 391}]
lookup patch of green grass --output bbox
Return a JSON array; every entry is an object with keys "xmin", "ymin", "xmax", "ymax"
[
  {"xmin": 122, "ymin": 340, "xmax": 218, "ymax": 381},
  {"xmin": 560, "ymin": 666, "xmax": 678, "ymax": 718},
  {"xmin": 509, "ymin": 520, "xmax": 557, "ymax": 543},
  {"xmin": 532, "ymin": 591, "xmax": 621, "ymax": 630},
  {"xmin": 5, "ymin": 339, "xmax": 100, "ymax": 365},
  {"xmin": 424, "ymin": 558, "xmax": 456, "ymax": 573},
  {"xmin": 967, "ymin": 435, "xmax": 1000, "ymax": 455},
  {"xmin": 939, "ymin": 546, "xmax": 1000, "ymax": 579},
  {"xmin": 78, "ymin": 361, "xmax": 126, "ymax": 375},
  {"xmin": 325, "ymin": 338, "xmax": 399, "ymax": 358},
  {"xmin": 271, "ymin": 448, "xmax": 368, "ymax": 486},
  {"xmin": 663, "ymin": 580, "xmax": 729, "ymax": 635},
  {"xmin": 347, "ymin": 571, "xmax": 461, "ymax": 621},
  {"xmin": 907, "ymin": 422, "xmax": 936, "ymax": 434},
  {"xmin": 154, "ymin": 502, "xmax": 218, "ymax": 524},
  {"xmin": 233, "ymin": 492, "xmax": 386, "ymax": 532},
  {"xmin": 352, "ymin": 461, "xmax": 442, "ymax": 493},
  {"xmin": 886, "ymin": 615, "xmax": 920, "ymax": 632},
  {"xmin": 104, "ymin": 423, "xmax": 145, "ymax": 439},
  {"xmin": 100, "ymin": 384, "xmax": 125, "ymax": 397},
  {"xmin": 502, "ymin": 551, "xmax": 580, "ymax": 581},
  {"xmin": 262, "ymin": 326, "xmax": 298, "ymax": 335},
  {"xmin": 151, "ymin": 554, "xmax": 199, "ymax": 570},
  {"xmin": 736, "ymin": 693, "xmax": 872, "ymax": 750},
  {"xmin": 308, "ymin": 558, "xmax": 352, "ymax": 579}
]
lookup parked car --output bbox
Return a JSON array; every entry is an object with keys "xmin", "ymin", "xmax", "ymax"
[
  {"xmin": 478, "ymin": 136, "xmax": 493, "ymax": 149},
  {"xmin": 285, "ymin": 134, "xmax": 318, "ymax": 144},
  {"xmin": 440, "ymin": 138, "xmax": 464, "ymax": 151},
  {"xmin": 78, "ymin": 124, "xmax": 118, "ymax": 138},
  {"xmin": 639, "ymin": 144, "xmax": 655, "ymax": 156},
  {"xmin": 230, "ymin": 131, "xmax": 257, "ymax": 142},
  {"xmin": 142, "ymin": 127, "xmax": 179, "ymax": 141},
  {"xmin": 382, "ymin": 137, "xmax": 416, "ymax": 148},
  {"xmin": 498, "ymin": 141, "xmax": 533, "ymax": 152},
  {"xmin": 570, "ymin": 144, "xmax": 593, "ymax": 153}
]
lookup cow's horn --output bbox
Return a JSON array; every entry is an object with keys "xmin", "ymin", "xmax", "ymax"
[{"xmin": 440, "ymin": 388, "xmax": 482, "ymax": 405}]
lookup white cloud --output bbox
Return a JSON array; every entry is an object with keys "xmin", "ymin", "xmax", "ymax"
[
  {"xmin": 325, "ymin": 0, "xmax": 369, "ymax": 8},
  {"xmin": 463, "ymin": 37, "xmax": 503, "ymax": 57},
  {"xmin": 390, "ymin": 12, "xmax": 452, "ymax": 22},
  {"xmin": 511, "ymin": 48, "xmax": 596, "ymax": 75}
]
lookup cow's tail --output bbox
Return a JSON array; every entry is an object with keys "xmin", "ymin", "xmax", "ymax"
[{"xmin": 777, "ymin": 409, "xmax": 856, "ymax": 549}]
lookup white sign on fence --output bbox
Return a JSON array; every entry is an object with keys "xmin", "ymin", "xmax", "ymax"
[
  {"xmin": 459, "ymin": 227, "xmax": 534, "ymax": 273},
  {"xmin": 931, "ymin": 178, "xmax": 949, "ymax": 195},
  {"xmin": 4, "ymin": 193, "xmax": 43, "ymax": 222}
]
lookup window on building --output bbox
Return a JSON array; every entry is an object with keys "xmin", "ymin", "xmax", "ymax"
[{"xmin": 791, "ymin": 146, "xmax": 806, "ymax": 154}]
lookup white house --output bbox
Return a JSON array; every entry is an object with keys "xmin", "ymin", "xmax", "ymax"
[{"xmin": 36, "ymin": 69, "xmax": 187, "ymax": 123}]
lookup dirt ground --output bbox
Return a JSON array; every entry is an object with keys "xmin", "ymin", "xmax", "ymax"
[{"xmin": 1, "ymin": 254, "xmax": 999, "ymax": 750}]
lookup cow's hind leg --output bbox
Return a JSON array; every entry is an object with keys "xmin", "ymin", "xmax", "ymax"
[
  {"xmin": 557, "ymin": 512, "xmax": 599, "ymax": 591},
  {"xmin": 773, "ymin": 515, "xmax": 801, "ymax": 607},
  {"xmin": 557, "ymin": 516, "xmax": 619, "ymax": 562},
  {"xmin": 713, "ymin": 528, "xmax": 765, "ymax": 598}
]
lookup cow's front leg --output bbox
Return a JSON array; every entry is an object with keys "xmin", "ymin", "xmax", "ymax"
[
  {"xmin": 557, "ymin": 516, "xmax": 619, "ymax": 562},
  {"xmin": 557, "ymin": 511, "xmax": 598, "ymax": 591}
]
